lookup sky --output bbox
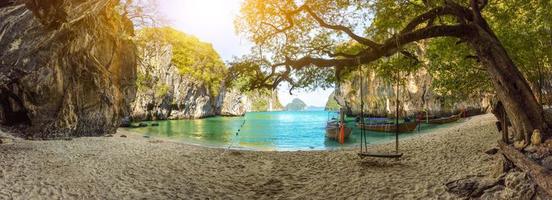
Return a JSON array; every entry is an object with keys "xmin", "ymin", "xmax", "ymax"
[{"xmin": 157, "ymin": 0, "xmax": 333, "ymax": 107}]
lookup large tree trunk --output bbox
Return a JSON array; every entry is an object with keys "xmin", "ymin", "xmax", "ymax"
[{"xmin": 468, "ymin": 22, "xmax": 548, "ymax": 142}]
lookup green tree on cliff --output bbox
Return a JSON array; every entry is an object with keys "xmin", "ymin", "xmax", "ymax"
[
  {"xmin": 136, "ymin": 27, "xmax": 226, "ymax": 96},
  {"xmin": 325, "ymin": 91, "xmax": 340, "ymax": 111}
]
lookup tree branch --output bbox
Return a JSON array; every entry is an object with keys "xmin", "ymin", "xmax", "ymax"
[
  {"xmin": 245, "ymin": 2, "xmax": 479, "ymax": 90},
  {"xmin": 400, "ymin": 50, "xmax": 420, "ymax": 64},
  {"xmin": 401, "ymin": 2, "xmax": 475, "ymax": 35},
  {"xmin": 465, "ymin": 55, "xmax": 480, "ymax": 62},
  {"xmin": 304, "ymin": 6, "xmax": 380, "ymax": 49},
  {"xmin": 273, "ymin": 24, "xmax": 474, "ymax": 70},
  {"xmin": 258, "ymin": 5, "xmax": 306, "ymax": 44},
  {"xmin": 326, "ymin": 49, "xmax": 369, "ymax": 58},
  {"xmin": 400, "ymin": 7, "xmax": 456, "ymax": 34},
  {"xmin": 470, "ymin": 0, "xmax": 483, "ymax": 25}
]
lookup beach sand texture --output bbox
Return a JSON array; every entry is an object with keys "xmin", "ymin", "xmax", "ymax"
[{"xmin": 0, "ymin": 114, "xmax": 499, "ymax": 199}]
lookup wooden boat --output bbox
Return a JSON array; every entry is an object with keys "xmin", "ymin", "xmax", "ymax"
[
  {"xmin": 325, "ymin": 125, "xmax": 352, "ymax": 139},
  {"xmin": 428, "ymin": 113, "xmax": 461, "ymax": 124},
  {"xmin": 326, "ymin": 108, "xmax": 352, "ymax": 140},
  {"xmin": 356, "ymin": 121, "xmax": 418, "ymax": 133},
  {"xmin": 327, "ymin": 120, "xmax": 338, "ymax": 127}
]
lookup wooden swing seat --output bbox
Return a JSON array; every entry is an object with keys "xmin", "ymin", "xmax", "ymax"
[{"xmin": 357, "ymin": 152, "xmax": 403, "ymax": 158}]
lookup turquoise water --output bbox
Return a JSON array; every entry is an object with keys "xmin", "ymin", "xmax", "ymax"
[{"xmin": 123, "ymin": 111, "xmax": 453, "ymax": 151}]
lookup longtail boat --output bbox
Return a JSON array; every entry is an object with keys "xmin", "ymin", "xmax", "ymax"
[
  {"xmin": 325, "ymin": 125, "xmax": 352, "ymax": 139},
  {"xmin": 325, "ymin": 108, "xmax": 351, "ymax": 140},
  {"xmin": 428, "ymin": 113, "xmax": 461, "ymax": 124},
  {"xmin": 356, "ymin": 121, "xmax": 418, "ymax": 133}
]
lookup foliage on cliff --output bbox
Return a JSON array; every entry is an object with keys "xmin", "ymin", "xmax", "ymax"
[
  {"xmin": 247, "ymin": 89, "xmax": 284, "ymax": 111},
  {"xmin": 136, "ymin": 27, "xmax": 226, "ymax": 96},
  {"xmin": 325, "ymin": 91, "xmax": 340, "ymax": 111},
  {"xmin": 225, "ymin": 67, "xmax": 284, "ymax": 111}
]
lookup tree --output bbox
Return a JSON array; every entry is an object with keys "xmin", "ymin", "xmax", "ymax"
[
  {"xmin": 233, "ymin": 0, "xmax": 551, "ymax": 143},
  {"xmin": 136, "ymin": 27, "xmax": 226, "ymax": 96},
  {"xmin": 119, "ymin": 0, "xmax": 165, "ymax": 28},
  {"xmin": 325, "ymin": 91, "xmax": 341, "ymax": 111}
]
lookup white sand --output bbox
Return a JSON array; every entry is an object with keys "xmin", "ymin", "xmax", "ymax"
[{"xmin": 0, "ymin": 114, "xmax": 500, "ymax": 199}]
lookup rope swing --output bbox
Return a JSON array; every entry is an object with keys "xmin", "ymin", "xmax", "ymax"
[
  {"xmin": 358, "ymin": 31, "xmax": 403, "ymax": 158},
  {"xmin": 219, "ymin": 117, "xmax": 247, "ymax": 158}
]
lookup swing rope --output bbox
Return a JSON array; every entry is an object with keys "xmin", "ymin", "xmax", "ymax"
[
  {"xmin": 358, "ymin": 30, "xmax": 403, "ymax": 158},
  {"xmin": 219, "ymin": 118, "xmax": 247, "ymax": 158}
]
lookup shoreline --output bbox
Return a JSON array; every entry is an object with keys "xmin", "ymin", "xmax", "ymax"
[
  {"xmin": 0, "ymin": 114, "xmax": 500, "ymax": 199},
  {"xmin": 119, "ymin": 115, "xmax": 469, "ymax": 152}
]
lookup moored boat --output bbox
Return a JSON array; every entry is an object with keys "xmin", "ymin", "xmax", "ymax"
[
  {"xmin": 325, "ymin": 108, "xmax": 351, "ymax": 140},
  {"xmin": 356, "ymin": 121, "xmax": 418, "ymax": 133},
  {"xmin": 427, "ymin": 114, "xmax": 461, "ymax": 124},
  {"xmin": 327, "ymin": 120, "xmax": 338, "ymax": 127},
  {"xmin": 325, "ymin": 125, "xmax": 352, "ymax": 139}
]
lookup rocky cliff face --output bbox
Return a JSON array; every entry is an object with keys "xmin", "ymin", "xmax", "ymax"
[
  {"xmin": 334, "ymin": 67, "xmax": 491, "ymax": 117},
  {"xmin": 131, "ymin": 43, "xmax": 260, "ymax": 120},
  {"xmin": 216, "ymin": 86, "xmax": 251, "ymax": 116},
  {"xmin": 131, "ymin": 44, "xmax": 218, "ymax": 120},
  {"xmin": 0, "ymin": 0, "xmax": 137, "ymax": 138},
  {"xmin": 324, "ymin": 91, "xmax": 340, "ymax": 111},
  {"xmin": 130, "ymin": 41, "xmax": 284, "ymax": 121},
  {"xmin": 243, "ymin": 89, "xmax": 283, "ymax": 112}
]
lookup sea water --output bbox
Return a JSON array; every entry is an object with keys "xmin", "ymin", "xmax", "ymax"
[{"xmin": 122, "ymin": 110, "xmax": 453, "ymax": 151}]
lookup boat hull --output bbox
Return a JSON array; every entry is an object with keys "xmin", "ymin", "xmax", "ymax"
[
  {"xmin": 428, "ymin": 114, "xmax": 460, "ymax": 124},
  {"xmin": 325, "ymin": 126, "xmax": 352, "ymax": 139},
  {"xmin": 356, "ymin": 121, "xmax": 418, "ymax": 133}
]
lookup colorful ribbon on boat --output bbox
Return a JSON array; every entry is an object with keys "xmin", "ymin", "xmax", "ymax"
[{"xmin": 339, "ymin": 123, "xmax": 345, "ymax": 144}]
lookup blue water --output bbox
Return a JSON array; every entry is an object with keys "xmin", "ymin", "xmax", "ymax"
[{"xmin": 123, "ymin": 111, "xmax": 452, "ymax": 151}]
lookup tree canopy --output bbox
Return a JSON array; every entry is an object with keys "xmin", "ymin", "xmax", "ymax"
[
  {"xmin": 231, "ymin": 0, "xmax": 552, "ymax": 140},
  {"xmin": 231, "ymin": 0, "xmax": 550, "ymax": 98}
]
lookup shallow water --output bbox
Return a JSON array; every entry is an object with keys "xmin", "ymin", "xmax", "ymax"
[{"xmin": 122, "ymin": 111, "xmax": 454, "ymax": 151}]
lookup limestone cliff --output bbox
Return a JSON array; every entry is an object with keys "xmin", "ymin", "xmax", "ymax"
[
  {"xmin": 243, "ymin": 89, "xmax": 283, "ymax": 112},
  {"xmin": 324, "ymin": 91, "xmax": 340, "ymax": 111},
  {"xmin": 216, "ymin": 86, "xmax": 251, "ymax": 116},
  {"xmin": 131, "ymin": 44, "xmax": 218, "ymax": 120},
  {"xmin": 0, "ymin": 0, "xmax": 136, "ymax": 138},
  {"xmin": 129, "ymin": 26, "xmax": 284, "ymax": 121},
  {"xmin": 334, "ymin": 67, "xmax": 491, "ymax": 117},
  {"xmin": 130, "ymin": 42, "xmax": 278, "ymax": 120}
]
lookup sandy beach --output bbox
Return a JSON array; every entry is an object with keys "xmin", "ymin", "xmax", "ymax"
[{"xmin": 0, "ymin": 114, "xmax": 500, "ymax": 199}]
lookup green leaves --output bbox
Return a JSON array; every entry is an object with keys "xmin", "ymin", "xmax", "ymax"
[
  {"xmin": 136, "ymin": 27, "xmax": 226, "ymax": 96},
  {"xmin": 424, "ymin": 37, "xmax": 490, "ymax": 100},
  {"xmin": 325, "ymin": 91, "xmax": 341, "ymax": 111},
  {"xmin": 234, "ymin": 0, "xmax": 550, "ymax": 98},
  {"xmin": 486, "ymin": 0, "xmax": 552, "ymax": 84}
]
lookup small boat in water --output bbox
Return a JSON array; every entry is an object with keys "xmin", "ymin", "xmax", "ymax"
[
  {"xmin": 325, "ymin": 125, "xmax": 352, "ymax": 139},
  {"xmin": 325, "ymin": 109, "xmax": 351, "ymax": 140},
  {"xmin": 356, "ymin": 121, "xmax": 418, "ymax": 133}
]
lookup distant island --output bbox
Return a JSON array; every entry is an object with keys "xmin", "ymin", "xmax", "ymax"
[
  {"xmin": 306, "ymin": 106, "xmax": 325, "ymax": 111},
  {"xmin": 285, "ymin": 98, "xmax": 307, "ymax": 111}
]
